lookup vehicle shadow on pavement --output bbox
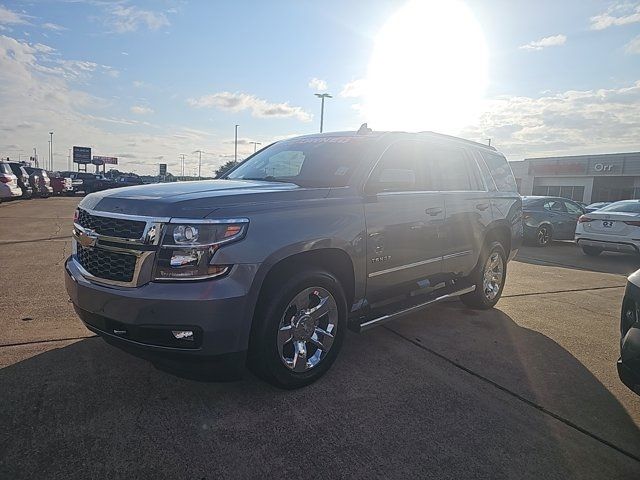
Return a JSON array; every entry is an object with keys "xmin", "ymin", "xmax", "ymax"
[
  {"xmin": 1, "ymin": 318, "xmax": 639, "ymax": 479},
  {"xmin": 387, "ymin": 302, "xmax": 640, "ymax": 458},
  {"xmin": 516, "ymin": 242, "xmax": 640, "ymax": 276}
]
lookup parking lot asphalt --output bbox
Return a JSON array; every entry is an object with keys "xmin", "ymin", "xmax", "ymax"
[{"xmin": 1, "ymin": 197, "xmax": 639, "ymax": 479}]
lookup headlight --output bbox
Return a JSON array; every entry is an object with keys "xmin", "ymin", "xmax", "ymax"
[{"xmin": 153, "ymin": 219, "xmax": 248, "ymax": 281}]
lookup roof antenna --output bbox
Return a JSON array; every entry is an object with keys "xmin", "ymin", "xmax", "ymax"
[{"xmin": 357, "ymin": 123, "xmax": 373, "ymax": 135}]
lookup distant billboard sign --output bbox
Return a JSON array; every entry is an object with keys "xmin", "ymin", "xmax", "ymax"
[
  {"xmin": 159, "ymin": 163, "xmax": 167, "ymax": 176},
  {"xmin": 93, "ymin": 156, "xmax": 118, "ymax": 165},
  {"xmin": 73, "ymin": 146, "xmax": 92, "ymax": 164}
]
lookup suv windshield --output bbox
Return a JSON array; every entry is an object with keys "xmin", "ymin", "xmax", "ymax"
[{"xmin": 224, "ymin": 137, "xmax": 371, "ymax": 188}]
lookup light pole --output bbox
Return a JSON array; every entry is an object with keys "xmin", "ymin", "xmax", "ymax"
[
  {"xmin": 234, "ymin": 124, "xmax": 239, "ymax": 163},
  {"xmin": 314, "ymin": 93, "xmax": 332, "ymax": 133},
  {"xmin": 249, "ymin": 141, "xmax": 261, "ymax": 153},
  {"xmin": 49, "ymin": 131, "xmax": 54, "ymax": 170}
]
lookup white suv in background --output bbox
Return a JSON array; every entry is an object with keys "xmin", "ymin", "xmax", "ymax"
[
  {"xmin": 0, "ymin": 161, "xmax": 22, "ymax": 202},
  {"xmin": 575, "ymin": 200, "xmax": 640, "ymax": 256}
]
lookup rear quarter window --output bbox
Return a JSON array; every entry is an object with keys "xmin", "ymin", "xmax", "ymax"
[{"xmin": 481, "ymin": 152, "xmax": 517, "ymax": 193}]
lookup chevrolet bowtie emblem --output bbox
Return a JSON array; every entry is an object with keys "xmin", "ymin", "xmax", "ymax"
[{"xmin": 76, "ymin": 229, "xmax": 98, "ymax": 248}]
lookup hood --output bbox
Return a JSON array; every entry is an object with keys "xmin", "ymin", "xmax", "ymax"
[{"xmin": 79, "ymin": 179, "xmax": 330, "ymax": 218}]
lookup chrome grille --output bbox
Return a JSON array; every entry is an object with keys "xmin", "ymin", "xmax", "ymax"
[
  {"xmin": 77, "ymin": 208, "xmax": 146, "ymax": 239},
  {"xmin": 76, "ymin": 244, "xmax": 137, "ymax": 283}
]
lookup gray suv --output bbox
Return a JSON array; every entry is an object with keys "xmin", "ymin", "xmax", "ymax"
[{"xmin": 64, "ymin": 130, "xmax": 522, "ymax": 388}]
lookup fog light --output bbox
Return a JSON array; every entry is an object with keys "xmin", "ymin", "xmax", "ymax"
[{"xmin": 171, "ymin": 330, "xmax": 194, "ymax": 341}]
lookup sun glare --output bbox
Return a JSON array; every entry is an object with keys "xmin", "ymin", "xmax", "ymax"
[{"xmin": 365, "ymin": 0, "xmax": 489, "ymax": 133}]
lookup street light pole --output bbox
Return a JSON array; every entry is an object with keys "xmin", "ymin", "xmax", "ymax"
[
  {"xmin": 234, "ymin": 124, "xmax": 239, "ymax": 163},
  {"xmin": 249, "ymin": 141, "xmax": 262, "ymax": 153},
  {"xmin": 314, "ymin": 93, "xmax": 332, "ymax": 133},
  {"xmin": 49, "ymin": 131, "xmax": 54, "ymax": 170}
]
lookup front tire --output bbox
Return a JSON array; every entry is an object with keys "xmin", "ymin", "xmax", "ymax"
[
  {"xmin": 461, "ymin": 241, "xmax": 507, "ymax": 310},
  {"xmin": 582, "ymin": 246, "xmax": 603, "ymax": 256},
  {"xmin": 248, "ymin": 269, "xmax": 347, "ymax": 389}
]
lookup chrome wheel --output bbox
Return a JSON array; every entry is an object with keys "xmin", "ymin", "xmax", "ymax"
[
  {"xmin": 277, "ymin": 287, "xmax": 338, "ymax": 372},
  {"xmin": 537, "ymin": 226, "xmax": 550, "ymax": 246},
  {"xmin": 482, "ymin": 251, "xmax": 504, "ymax": 301}
]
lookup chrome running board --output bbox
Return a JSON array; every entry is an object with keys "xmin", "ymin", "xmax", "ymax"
[{"xmin": 358, "ymin": 285, "xmax": 476, "ymax": 332}]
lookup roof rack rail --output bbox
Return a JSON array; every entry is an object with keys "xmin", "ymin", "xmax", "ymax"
[{"xmin": 418, "ymin": 131, "xmax": 497, "ymax": 151}]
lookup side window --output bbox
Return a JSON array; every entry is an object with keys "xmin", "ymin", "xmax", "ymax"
[
  {"xmin": 437, "ymin": 148, "xmax": 473, "ymax": 191},
  {"xmin": 544, "ymin": 200, "xmax": 567, "ymax": 213},
  {"xmin": 481, "ymin": 152, "xmax": 517, "ymax": 192},
  {"xmin": 564, "ymin": 201, "xmax": 583, "ymax": 215},
  {"xmin": 368, "ymin": 141, "xmax": 431, "ymax": 192}
]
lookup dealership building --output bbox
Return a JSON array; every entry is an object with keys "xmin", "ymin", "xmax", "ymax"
[{"xmin": 509, "ymin": 151, "xmax": 640, "ymax": 204}]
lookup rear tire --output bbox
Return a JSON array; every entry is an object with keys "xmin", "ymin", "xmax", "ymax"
[
  {"xmin": 582, "ymin": 246, "xmax": 603, "ymax": 256},
  {"xmin": 461, "ymin": 241, "xmax": 507, "ymax": 310},
  {"xmin": 534, "ymin": 225, "xmax": 552, "ymax": 247},
  {"xmin": 248, "ymin": 269, "xmax": 347, "ymax": 389}
]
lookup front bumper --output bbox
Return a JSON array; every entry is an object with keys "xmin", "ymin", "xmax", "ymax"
[{"xmin": 65, "ymin": 257, "xmax": 260, "ymax": 369}]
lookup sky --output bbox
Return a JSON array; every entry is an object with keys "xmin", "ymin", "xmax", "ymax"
[{"xmin": 0, "ymin": 0, "xmax": 639, "ymax": 175}]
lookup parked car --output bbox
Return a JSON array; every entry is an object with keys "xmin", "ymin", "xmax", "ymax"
[
  {"xmin": 65, "ymin": 129, "xmax": 522, "ymax": 388},
  {"xmin": 618, "ymin": 268, "xmax": 640, "ymax": 395},
  {"xmin": 0, "ymin": 161, "xmax": 22, "ymax": 202},
  {"xmin": 575, "ymin": 199, "xmax": 640, "ymax": 256},
  {"xmin": 522, "ymin": 196, "xmax": 586, "ymax": 246},
  {"xmin": 23, "ymin": 166, "xmax": 53, "ymax": 198},
  {"xmin": 7, "ymin": 162, "xmax": 33, "ymax": 199},
  {"xmin": 66, "ymin": 172, "xmax": 113, "ymax": 194},
  {"xmin": 49, "ymin": 172, "xmax": 74, "ymax": 196},
  {"xmin": 584, "ymin": 201, "xmax": 611, "ymax": 213},
  {"xmin": 115, "ymin": 174, "xmax": 144, "ymax": 187}
]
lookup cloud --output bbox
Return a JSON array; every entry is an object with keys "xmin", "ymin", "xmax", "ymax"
[
  {"xmin": 590, "ymin": 3, "xmax": 640, "ymax": 30},
  {"xmin": 460, "ymin": 80, "xmax": 640, "ymax": 159},
  {"xmin": 340, "ymin": 78, "xmax": 367, "ymax": 98},
  {"xmin": 625, "ymin": 35, "xmax": 640, "ymax": 54},
  {"xmin": 308, "ymin": 77, "xmax": 327, "ymax": 92},
  {"xmin": 0, "ymin": 5, "xmax": 29, "ymax": 26},
  {"xmin": 130, "ymin": 105, "xmax": 154, "ymax": 115},
  {"xmin": 519, "ymin": 34, "xmax": 567, "ymax": 51},
  {"xmin": 104, "ymin": 4, "xmax": 170, "ymax": 33},
  {"xmin": 0, "ymin": 33, "xmax": 230, "ymax": 175},
  {"xmin": 42, "ymin": 22, "xmax": 66, "ymax": 32},
  {"xmin": 187, "ymin": 91, "xmax": 312, "ymax": 122}
]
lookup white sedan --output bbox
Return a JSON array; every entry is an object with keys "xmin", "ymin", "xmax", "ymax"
[{"xmin": 575, "ymin": 200, "xmax": 640, "ymax": 256}]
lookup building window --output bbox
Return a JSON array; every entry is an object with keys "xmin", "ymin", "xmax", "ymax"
[{"xmin": 531, "ymin": 185, "xmax": 585, "ymax": 202}]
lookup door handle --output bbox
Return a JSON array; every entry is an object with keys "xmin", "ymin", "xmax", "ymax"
[
  {"xmin": 476, "ymin": 203, "xmax": 490, "ymax": 211},
  {"xmin": 425, "ymin": 207, "xmax": 443, "ymax": 216}
]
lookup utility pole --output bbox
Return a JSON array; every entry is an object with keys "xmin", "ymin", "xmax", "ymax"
[
  {"xmin": 249, "ymin": 141, "xmax": 261, "ymax": 153},
  {"xmin": 178, "ymin": 154, "xmax": 186, "ymax": 177},
  {"xmin": 234, "ymin": 124, "xmax": 239, "ymax": 163},
  {"xmin": 194, "ymin": 150, "xmax": 204, "ymax": 180},
  {"xmin": 33, "ymin": 147, "xmax": 37, "ymax": 167},
  {"xmin": 68, "ymin": 148, "xmax": 71, "ymax": 170},
  {"xmin": 49, "ymin": 131, "xmax": 54, "ymax": 170},
  {"xmin": 486, "ymin": 138, "xmax": 492, "ymax": 147},
  {"xmin": 314, "ymin": 93, "xmax": 332, "ymax": 133}
]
